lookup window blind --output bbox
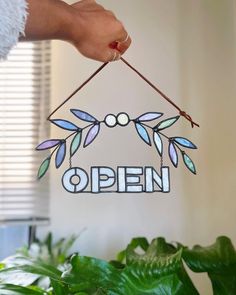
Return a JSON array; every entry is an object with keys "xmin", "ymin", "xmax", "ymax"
[{"xmin": 0, "ymin": 41, "xmax": 51, "ymax": 225}]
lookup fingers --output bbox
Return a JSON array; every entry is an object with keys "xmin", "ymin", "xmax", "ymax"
[
  {"xmin": 70, "ymin": 0, "xmax": 131, "ymax": 62},
  {"xmin": 83, "ymin": 47, "xmax": 121, "ymax": 63},
  {"xmin": 110, "ymin": 25, "xmax": 132, "ymax": 55},
  {"xmin": 116, "ymin": 30, "xmax": 129, "ymax": 43},
  {"xmin": 100, "ymin": 49, "xmax": 121, "ymax": 63},
  {"xmin": 101, "ymin": 28, "xmax": 131, "ymax": 62},
  {"xmin": 109, "ymin": 35, "xmax": 132, "ymax": 56},
  {"xmin": 116, "ymin": 35, "xmax": 132, "ymax": 55},
  {"xmin": 110, "ymin": 50, "xmax": 121, "ymax": 62},
  {"xmin": 108, "ymin": 31, "xmax": 131, "ymax": 56}
]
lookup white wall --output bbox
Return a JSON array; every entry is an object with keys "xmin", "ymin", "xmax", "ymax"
[{"xmin": 39, "ymin": 1, "xmax": 236, "ymax": 293}]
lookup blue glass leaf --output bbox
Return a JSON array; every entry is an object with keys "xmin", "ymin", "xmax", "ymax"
[
  {"xmin": 169, "ymin": 142, "xmax": 178, "ymax": 168},
  {"xmin": 55, "ymin": 142, "xmax": 66, "ymax": 168},
  {"xmin": 153, "ymin": 132, "xmax": 163, "ymax": 156},
  {"xmin": 135, "ymin": 123, "xmax": 151, "ymax": 146},
  {"xmin": 70, "ymin": 132, "xmax": 82, "ymax": 157},
  {"xmin": 50, "ymin": 119, "xmax": 79, "ymax": 131},
  {"xmin": 183, "ymin": 153, "xmax": 196, "ymax": 174},
  {"xmin": 84, "ymin": 124, "xmax": 100, "ymax": 147},
  {"xmin": 36, "ymin": 139, "xmax": 61, "ymax": 150},
  {"xmin": 71, "ymin": 109, "xmax": 97, "ymax": 123},
  {"xmin": 38, "ymin": 157, "xmax": 50, "ymax": 179},
  {"xmin": 173, "ymin": 137, "xmax": 197, "ymax": 149},
  {"xmin": 137, "ymin": 112, "xmax": 163, "ymax": 122},
  {"xmin": 155, "ymin": 116, "xmax": 180, "ymax": 131}
]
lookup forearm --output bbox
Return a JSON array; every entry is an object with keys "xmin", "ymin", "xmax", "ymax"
[
  {"xmin": 22, "ymin": 0, "xmax": 74, "ymax": 41},
  {"xmin": 20, "ymin": 0, "xmax": 131, "ymax": 62}
]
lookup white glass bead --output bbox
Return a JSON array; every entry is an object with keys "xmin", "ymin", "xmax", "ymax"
[
  {"xmin": 117, "ymin": 112, "xmax": 130, "ymax": 126},
  {"xmin": 104, "ymin": 114, "xmax": 117, "ymax": 127}
]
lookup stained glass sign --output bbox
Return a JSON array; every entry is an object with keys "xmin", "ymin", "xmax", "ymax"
[{"xmin": 36, "ymin": 58, "xmax": 199, "ymax": 194}]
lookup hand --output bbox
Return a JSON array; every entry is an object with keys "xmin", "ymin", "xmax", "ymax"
[
  {"xmin": 23, "ymin": 0, "xmax": 131, "ymax": 62},
  {"xmin": 69, "ymin": 0, "xmax": 132, "ymax": 62}
]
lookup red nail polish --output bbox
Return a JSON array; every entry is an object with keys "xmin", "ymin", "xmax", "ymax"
[{"xmin": 109, "ymin": 41, "xmax": 119, "ymax": 49}]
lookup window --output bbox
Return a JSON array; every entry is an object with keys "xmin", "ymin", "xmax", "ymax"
[
  {"xmin": 0, "ymin": 41, "xmax": 51, "ymax": 229},
  {"xmin": 0, "ymin": 225, "xmax": 29, "ymax": 260}
]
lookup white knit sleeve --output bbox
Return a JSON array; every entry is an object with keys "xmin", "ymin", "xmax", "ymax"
[{"xmin": 0, "ymin": 0, "xmax": 28, "ymax": 60}]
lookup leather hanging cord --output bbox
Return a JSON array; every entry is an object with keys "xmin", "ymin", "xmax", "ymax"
[
  {"xmin": 120, "ymin": 57, "xmax": 199, "ymax": 128},
  {"xmin": 48, "ymin": 58, "xmax": 199, "ymax": 128},
  {"xmin": 47, "ymin": 62, "xmax": 109, "ymax": 120}
]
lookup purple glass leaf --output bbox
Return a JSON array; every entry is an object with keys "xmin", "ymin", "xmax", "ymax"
[
  {"xmin": 173, "ymin": 137, "xmax": 197, "ymax": 149},
  {"xmin": 84, "ymin": 124, "xmax": 100, "ymax": 147},
  {"xmin": 71, "ymin": 109, "xmax": 97, "ymax": 123},
  {"xmin": 36, "ymin": 139, "xmax": 61, "ymax": 150},
  {"xmin": 55, "ymin": 142, "xmax": 66, "ymax": 168},
  {"xmin": 135, "ymin": 123, "xmax": 151, "ymax": 146},
  {"xmin": 153, "ymin": 132, "xmax": 163, "ymax": 156},
  {"xmin": 169, "ymin": 142, "xmax": 178, "ymax": 168},
  {"xmin": 50, "ymin": 119, "xmax": 79, "ymax": 131},
  {"xmin": 137, "ymin": 112, "xmax": 163, "ymax": 122}
]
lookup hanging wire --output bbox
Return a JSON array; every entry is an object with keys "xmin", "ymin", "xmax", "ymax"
[{"xmin": 48, "ymin": 58, "xmax": 199, "ymax": 128}]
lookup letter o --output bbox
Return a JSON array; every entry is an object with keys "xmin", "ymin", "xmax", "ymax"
[{"xmin": 62, "ymin": 167, "xmax": 88, "ymax": 193}]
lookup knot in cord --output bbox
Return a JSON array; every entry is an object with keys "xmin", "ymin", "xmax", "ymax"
[{"xmin": 179, "ymin": 110, "xmax": 199, "ymax": 128}]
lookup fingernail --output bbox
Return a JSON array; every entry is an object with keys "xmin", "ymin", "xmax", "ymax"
[{"xmin": 109, "ymin": 41, "xmax": 119, "ymax": 50}]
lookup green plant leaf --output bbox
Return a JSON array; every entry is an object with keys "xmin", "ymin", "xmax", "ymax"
[
  {"xmin": 17, "ymin": 233, "xmax": 78, "ymax": 269},
  {"xmin": 60, "ymin": 235, "xmax": 78, "ymax": 258},
  {"xmin": 50, "ymin": 279, "xmax": 69, "ymax": 295},
  {"xmin": 0, "ymin": 263, "xmax": 5, "ymax": 270},
  {"xmin": 0, "ymin": 269, "xmax": 39, "ymax": 287},
  {"xmin": 117, "ymin": 237, "xmax": 149, "ymax": 263},
  {"xmin": 4, "ymin": 235, "xmax": 236, "ymax": 295},
  {"xmin": 125, "ymin": 237, "xmax": 199, "ymax": 295},
  {"xmin": 0, "ymin": 284, "xmax": 46, "ymax": 295},
  {"xmin": 0, "ymin": 260, "xmax": 62, "ymax": 283},
  {"xmin": 37, "ymin": 158, "xmax": 50, "ymax": 180},
  {"xmin": 183, "ymin": 236, "xmax": 236, "ymax": 295},
  {"xmin": 44, "ymin": 232, "xmax": 53, "ymax": 255},
  {"xmin": 63, "ymin": 239, "xmax": 199, "ymax": 295}
]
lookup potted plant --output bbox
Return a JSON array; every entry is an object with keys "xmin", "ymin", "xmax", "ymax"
[{"xmin": 0, "ymin": 235, "xmax": 235, "ymax": 295}]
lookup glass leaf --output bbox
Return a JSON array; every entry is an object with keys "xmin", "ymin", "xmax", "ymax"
[
  {"xmin": 36, "ymin": 139, "xmax": 61, "ymax": 150},
  {"xmin": 55, "ymin": 142, "xmax": 66, "ymax": 168},
  {"xmin": 50, "ymin": 119, "xmax": 79, "ymax": 131},
  {"xmin": 169, "ymin": 142, "xmax": 178, "ymax": 168},
  {"xmin": 153, "ymin": 132, "xmax": 163, "ymax": 156},
  {"xmin": 183, "ymin": 153, "xmax": 196, "ymax": 174},
  {"xmin": 135, "ymin": 123, "xmax": 151, "ymax": 146},
  {"xmin": 155, "ymin": 116, "xmax": 180, "ymax": 131},
  {"xmin": 70, "ymin": 132, "xmax": 82, "ymax": 157},
  {"xmin": 173, "ymin": 137, "xmax": 197, "ymax": 149},
  {"xmin": 137, "ymin": 112, "xmax": 163, "ymax": 122},
  {"xmin": 38, "ymin": 158, "xmax": 50, "ymax": 179},
  {"xmin": 71, "ymin": 109, "xmax": 97, "ymax": 123},
  {"xmin": 84, "ymin": 124, "xmax": 100, "ymax": 147}
]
